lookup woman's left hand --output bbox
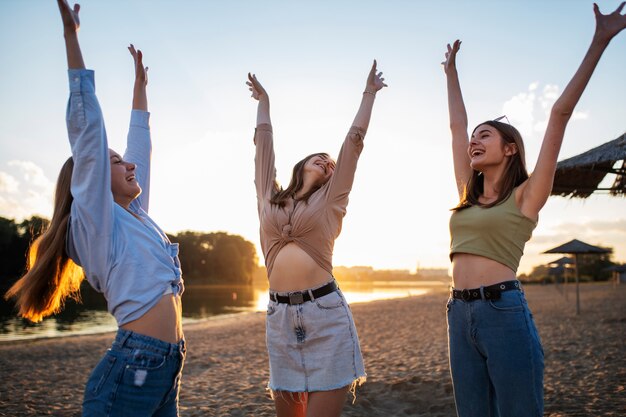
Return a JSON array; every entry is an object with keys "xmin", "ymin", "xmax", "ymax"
[
  {"xmin": 365, "ymin": 60, "xmax": 387, "ymax": 94},
  {"xmin": 593, "ymin": 2, "xmax": 626, "ymax": 43},
  {"xmin": 128, "ymin": 44, "xmax": 148, "ymax": 86}
]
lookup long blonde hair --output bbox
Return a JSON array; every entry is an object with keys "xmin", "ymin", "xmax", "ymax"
[{"xmin": 4, "ymin": 157, "xmax": 84, "ymax": 322}]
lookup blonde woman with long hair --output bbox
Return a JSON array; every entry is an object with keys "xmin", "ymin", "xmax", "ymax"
[{"xmin": 6, "ymin": 1, "xmax": 185, "ymax": 415}]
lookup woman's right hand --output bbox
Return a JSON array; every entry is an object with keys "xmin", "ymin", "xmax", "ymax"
[
  {"xmin": 442, "ymin": 39, "xmax": 461, "ymax": 75},
  {"xmin": 57, "ymin": 0, "xmax": 80, "ymax": 34},
  {"xmin": 593, "ymin": 2, "xmax": 626, "ymax": 44},
  {"xmin": 247, "ymin": 73, "xmax": 268, "ymax": 101},
  {"xmin": 128, "ymin": 44, "xmax": 148, "ymax": 87}
]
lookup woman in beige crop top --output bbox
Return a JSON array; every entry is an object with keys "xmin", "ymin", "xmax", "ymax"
[
  {"xmin": 247, "ymin": 62, "xmax": 386, "ymax": 416},
  {"xmin": 442, "ymin": 5, "xmax": 626, "ymax": 416}
]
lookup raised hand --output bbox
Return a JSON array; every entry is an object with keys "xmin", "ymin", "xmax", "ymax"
[
  {"xmin": 593, "ymin": 2, "xmax": 626, "ymax": 43},
  {"xmin": 365, "ymin": 60, "xmax": 387, "ymax": 94},
  {"xmin": 247, "ymin": 73, "xmax": 268, "ymax": 101},
  {"xmin": 442, "ymin": 40, "xmax": 461, "ymax": 74},
  {"xmin": 128, "ymin": 44, "xmax": 148, "ymax": 86},
  {"xmin": 57, "ymin": 0, "xmax": 80, "ymax": 33}
]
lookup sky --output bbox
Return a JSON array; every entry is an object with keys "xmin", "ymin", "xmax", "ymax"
[{"xmin": 0, "ymin": 0, "xmax": 624, "ymax": 275}]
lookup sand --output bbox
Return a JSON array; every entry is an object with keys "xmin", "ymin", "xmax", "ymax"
[{"xmin": 0, "ymin": 283, "xmax": 624, "ymax": 416}]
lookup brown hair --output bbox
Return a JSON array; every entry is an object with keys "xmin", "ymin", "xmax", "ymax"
[
  {"xmin": 4, "ymin": 157, "xmax": 84, "ymax": 322},
  {"xmin": 270, "ymin": 153, "xmax": 331, "ymax": 207},
  {"xmin": 453, "ymin": 120, "xmax": 529, "ymax": 211}
]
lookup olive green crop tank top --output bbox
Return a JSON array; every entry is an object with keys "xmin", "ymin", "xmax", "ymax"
[{"xmin": 449, "ymin": 188, "xmax": 537, "ymax": 272}]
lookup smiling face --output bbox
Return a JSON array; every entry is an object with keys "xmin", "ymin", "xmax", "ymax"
[
  {"xmin": 109, "ymin": 149, "xmax": 141, "ymax": 207},
  {"xmin": 303, "ymin": 153, "xmax": 336, "ymax": 187},
  {"xmin": 468, "ymin": 124, "xmax": 518, "ymax": 172}
]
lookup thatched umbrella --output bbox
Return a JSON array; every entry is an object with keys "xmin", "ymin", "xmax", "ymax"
[
  {"xmin": 543, "ymin": 239, "xmax": 611, "ymax": 314},
  {"xmin": 547, "ymin": 256, "xmax": 574, "ymax": 290},
  {"xmin": 605, "ymin": 264, "xmax": 626, "ymax": 285},
  {"xmin": 551, "ymin": 133, "xmax": 626, "ymax": 198},
  {"xmin": 547, "ymin": 256, "xmax": 574, "ymax": 267}
]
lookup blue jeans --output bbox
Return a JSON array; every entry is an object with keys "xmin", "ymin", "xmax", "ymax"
[
  {"xmin": 446, "ymin": 285, "xmax": 544, "ymax": 417},
  {"xmin": 83, "ymin": 329, "xmax": 186, "ymax": 417}
]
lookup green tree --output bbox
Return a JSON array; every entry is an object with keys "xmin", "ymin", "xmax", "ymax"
[{"xmin": 169, "ymin": 231, "xmax": 258, "ymax": 285}]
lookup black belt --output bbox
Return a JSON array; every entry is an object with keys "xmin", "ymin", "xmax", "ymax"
[
  {"xmin": 451, "ymin": 280, "xmax": 521, "ymax": 301},
  {"xmin": 270, "ymin": 281, "xmax": 338, "ymax": 305}
]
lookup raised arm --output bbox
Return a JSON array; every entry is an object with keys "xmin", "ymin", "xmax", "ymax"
[
  {"xmin": 57, "ymin": 0, "xmax": 84, "ymax": 69},
  {"xmin": 125, "ymin": 45, "xmax": 152, "ymax": 213},
  {"xmin": 247, "ymin": 73, "xmax": 278, "ymax": 209},
  {"xmin": 351, "ymin": 60, "xmax": 387, "ymax": 131},
  {"xmin": 443, "ymin": 40, "xmax": 472, "ymax": 198},
  {"xmin": 129, "ymin": 44, "xmax": 148, "ymax": 111},
  {"xmin": 248, "ymin": 73, "xmax": 271, "ymax": 126},
  {"xmin": 520, "ymin": 2, "xmax": 626, "ymax": 218},
  {"xmin": 59, "ymin": 0, "xmax": 113, "ymax": 286},
  {"xmin": 325, "ymin": 61, "xmax": 387, "ymax": 206}
]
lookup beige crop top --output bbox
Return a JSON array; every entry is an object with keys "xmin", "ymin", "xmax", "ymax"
[
  {"xmin": 449, "ymin": 188, "xmax": 537, "ymax": 272},
  {"xmin": 254, "ymin": 123, "xmax": 365, "ymax": 278}
]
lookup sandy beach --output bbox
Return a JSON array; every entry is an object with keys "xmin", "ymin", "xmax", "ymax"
[{"xmin": 1, "ymin": 282, "xmax": 624, "ymax": 416}]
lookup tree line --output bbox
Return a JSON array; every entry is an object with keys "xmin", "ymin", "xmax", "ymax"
[{"xmin": 0, "ymin": 216, "xmax": 259, "ymax": 290}]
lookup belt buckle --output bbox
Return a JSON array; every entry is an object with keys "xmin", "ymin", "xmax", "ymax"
[
  {"xmin": 461, "ymin": 289, "xmax": 471, "ymax": 301},
  {"xmin": 288, "ymin": 292, "xmax": 305, "ymax": 305}
]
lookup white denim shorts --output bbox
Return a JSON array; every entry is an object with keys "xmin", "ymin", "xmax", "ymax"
[{"xmin": 266, "ymin": 280, "xmax": 366, "ymax": 393}]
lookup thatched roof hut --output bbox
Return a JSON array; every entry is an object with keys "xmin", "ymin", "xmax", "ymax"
[
  {"xmin": 543, "ymin": 239, "xmax": 611, "ymax": 255},
  {"xmin": 551, "ymin": 133, "xmax": 626, "ymax": 198},
  {"xmin": 547, "ymin": 256, "xmax": 574, "ymax": 266},
  {"xmin": 543, "ymin": 239, "xmax": 611, "ymax": 314}
]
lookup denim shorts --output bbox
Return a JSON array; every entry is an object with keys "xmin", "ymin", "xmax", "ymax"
[
  {"xmin": 266, "ymin": 279, "xmax": 366, "ymax": 393},
  {"xmin": 447, "ymin": 282, "xmax": 544, "ymax": 417},
  {"xmin": 83, "ymin": 329, "xmax": 186, "ymax": 417}
]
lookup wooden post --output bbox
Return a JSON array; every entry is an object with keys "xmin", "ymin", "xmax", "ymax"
[{"xmin": 574, "ymin": 253, "xmax": 580, "ymax": 315}]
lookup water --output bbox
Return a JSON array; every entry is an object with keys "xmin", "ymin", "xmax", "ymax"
[{"xmin": 0, "ymin": 280, "xmax": 446, "ymax": 341}]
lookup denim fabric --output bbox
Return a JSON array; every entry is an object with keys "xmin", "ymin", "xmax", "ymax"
[
  {"xmin": 83, "ymin": 329, "xmax": 185, "ymax": 417},
  {"xmin": 447, "ymin": 284, "xmax": 544, "ymax": 417},
  {"xmin": 266, "ymin": 280, "xmax": 366, "ymax": 392}
]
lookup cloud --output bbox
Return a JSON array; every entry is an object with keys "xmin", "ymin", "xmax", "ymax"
[
  {"xmin": 502, "ymin": 84, "xmax": 536, "ymax": 139},
  {"xmin": 7, "ymin": 161, "xmax": 54, "ymax": 190},
  {"xmin": 0, "ymin": 161, "xmax": 54, "ymax": 220},
  {"xmin": 0, "ymin": 172, "xmax": 19, "ymax": 193},
  {"xmin": 502, "ymin": 83, "xmax": 589, "ymax": 141}
]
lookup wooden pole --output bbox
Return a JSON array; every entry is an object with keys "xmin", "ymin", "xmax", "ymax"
[{"xmin": 574, "ymin": 253, "xmax": 580, "ymax": 315}]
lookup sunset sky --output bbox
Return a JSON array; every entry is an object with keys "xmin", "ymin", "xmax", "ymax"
[{"xmin": 1, "ymin": 0, "xmax": 624, "ymax": 275}]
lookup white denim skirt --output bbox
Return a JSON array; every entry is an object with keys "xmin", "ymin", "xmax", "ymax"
[{"xmin": 266, "ymin": 280, "xmax": 366, "ymax": 393}]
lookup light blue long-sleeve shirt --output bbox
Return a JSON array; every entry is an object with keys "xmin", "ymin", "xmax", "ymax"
[{"xmin": 65, "ymin": 69, "xmax": 183, "ymax": 326}]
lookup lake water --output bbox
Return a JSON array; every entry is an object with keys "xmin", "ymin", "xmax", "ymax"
[{"xmin": 0, "ymin": 280, "xmax": 447, "ymax": 341}]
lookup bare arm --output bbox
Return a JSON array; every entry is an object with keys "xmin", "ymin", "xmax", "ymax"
[
  {"xmin": 351, "ymin": 60, "xmax": 387, "ymax": 131},
  {"xmin": 443, "ymin": 40, "xmax": 472, "ymax": 198},
  {"xmin": 324, "ymin": 61, "xmax": 387, "ymax": 205},
  {"xmin": 247, "ymin": 73, "xmax": 271, "ymax": 126},
  {"xmin": 125, "ymin": 45, "xmax": 152, "ymax": 213},
  {"xmin": 57, "ymin": 0, "xmax": 85, "ymax": 69},
  {"xmin": 128, "ymin": 44, "xmax": 148, "ymax": 111},
  {"xmin": 521, "ymin": 2, "xmax": 626, "ymax": 218}
]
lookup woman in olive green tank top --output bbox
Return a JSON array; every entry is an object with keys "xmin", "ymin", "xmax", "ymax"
[{"xmin": 442, "ymin": 4, "xmax": 626, "ymax": 416}]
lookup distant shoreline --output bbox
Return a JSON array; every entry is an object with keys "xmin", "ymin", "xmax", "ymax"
[{"xmin": 0, "ymin": 281, "xmax": 443, "ymax": 343}]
